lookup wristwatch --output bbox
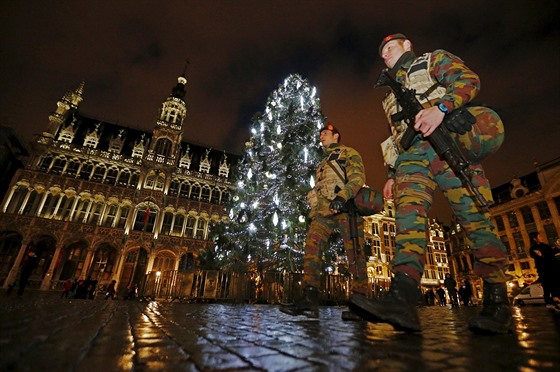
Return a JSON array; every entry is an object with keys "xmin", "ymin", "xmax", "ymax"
[{"xmin": 437, "ymin": 103, "xmax": 448, "ymax": 114}]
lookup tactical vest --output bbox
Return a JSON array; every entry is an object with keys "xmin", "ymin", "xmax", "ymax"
[
  {"xmin": 315, "ymin": 147, "xmax": 347, "ymax": 200},
  {"xmin": 382, "ymin": 52, "xmax": 446, "ymax": 148},
  {"xmin": 380, "ymin": 52, "xmax": 504, "ymax": 166}
]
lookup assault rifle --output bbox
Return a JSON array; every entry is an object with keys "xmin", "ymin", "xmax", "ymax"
[{"xmin": 375, "ymin": 68, "xmax": 489, "ymax": 208}]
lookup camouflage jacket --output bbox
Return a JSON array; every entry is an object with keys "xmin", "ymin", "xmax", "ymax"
[
  {"xmin": 307, "ymin": 143, "xmax": 366, "ymax": 218},
  {"xmin": 382, "ymin": 49, "xmax": 481, "ymax": 177}
]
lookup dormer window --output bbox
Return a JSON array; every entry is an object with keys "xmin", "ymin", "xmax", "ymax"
[
  {"xmin": 57, "ymin": 123, "xmax": 76, "ymax": 143},
  {"xmin": 179, "ymin": 145, "xmax": 192, "ymax": 169},
  {"xmin": 218, "ymin": 154, "xmax": 230, "ymax": 177},
  {"xmin": 199, "ymin": 149, "xmax": 211, "ymax": 174},
  {"xmin": 83, "ymin": 122, "xmax": 101, "ymax": 148},
  {"xmin": 109, "ymin": 130, "xmax": 125, "ymax": 153}
]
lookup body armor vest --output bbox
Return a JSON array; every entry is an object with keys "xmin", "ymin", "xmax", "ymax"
[
  {"xmin": 315, "ymin": 147, "xmax": 346, "ymax": 200},
  {"xmin": 382, "ymin": 53, "xmax": 446, "ymax": 150}
]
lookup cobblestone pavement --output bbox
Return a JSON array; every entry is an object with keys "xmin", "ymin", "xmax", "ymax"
[{"xmin": 1, "ymin": 291, "xmax": 560, "ymax": 371}]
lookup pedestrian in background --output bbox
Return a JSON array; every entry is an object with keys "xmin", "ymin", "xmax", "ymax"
[
  {"xmin": 444, "ymin": 273, "xmax": 459, "ymax": 308},
  {"xmin": 349, "ymin": 33, "xmax": 510, "ymax": 334},
  {"xmin": 61, "ymin": 279, "xmax": 72, "ymax": 298},
  {"xmin": 105, "ymin": 280, "xmax": 117, "ymax": 300},
  {"xmin": 459, "ymin": 279, "xmax": 473, "ymax": 306},
  {"xmin": 529, "ymin": 232, "xmax": 560, "ymax": 311},
  {"xmin": 436, "ymin": 286, "xmax": 446, "ymax": 307}
]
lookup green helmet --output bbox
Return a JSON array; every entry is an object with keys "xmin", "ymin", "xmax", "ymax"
[{"xmin": 451, "ymin": 106, "xmax": 505, "ymax": 164}]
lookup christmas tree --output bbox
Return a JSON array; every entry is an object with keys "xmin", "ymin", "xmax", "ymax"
[{"xmin": 209, "ymin": 74, "xmax": 326, "ymax": 273}]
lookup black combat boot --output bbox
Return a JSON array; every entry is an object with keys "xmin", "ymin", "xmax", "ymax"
[
  {"xmin": 279, "ymin": 285, "xmax": 320, "ymax": 318},
  {"xmin": 348, "ymin": 271, "xmax": 421, "ymax": 332},
  {"xmin": 468, "ymin": 281, "xmax": 513, "ymax": 334}
]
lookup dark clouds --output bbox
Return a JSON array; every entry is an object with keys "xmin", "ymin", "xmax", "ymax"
[{"xmin": 1, "ymin": 1, "xmax": 559, "ymax": 223}]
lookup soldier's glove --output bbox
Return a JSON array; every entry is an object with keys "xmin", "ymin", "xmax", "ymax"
[
  {"xmin": 444, "ymin": 108, "xmax": 476, "ymax": 135},
  {"xmin": 329, "ymin": 196, "xmax": 346, "ymax": 213}
]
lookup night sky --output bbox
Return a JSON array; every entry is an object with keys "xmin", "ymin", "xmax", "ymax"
[{"xmin": 1, "ymin": 1, "xmax": 559, "ymax": 224}]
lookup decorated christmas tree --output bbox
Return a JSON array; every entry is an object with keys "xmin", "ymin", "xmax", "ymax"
[{"xmin": 209, "ymin": 74, "xmax": 326, "ymax": 273}]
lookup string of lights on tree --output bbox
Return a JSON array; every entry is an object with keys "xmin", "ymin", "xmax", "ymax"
[{"xmin": 207, "ymin": 74, "xmax": 328, "ymax": 272}]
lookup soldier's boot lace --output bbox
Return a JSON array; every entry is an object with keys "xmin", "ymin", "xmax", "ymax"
[
  {"xmin": 468, "ymin": 281, "xmax": 513, "ymax": 334},
  {"xmin": 348, "ymin": 271, "xmax": 421, "ymax": 333},
  {"xmin": 279, "ymin": 285, "xmax": 319, "ymax": 319}
]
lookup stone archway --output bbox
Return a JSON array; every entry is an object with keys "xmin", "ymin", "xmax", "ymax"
[
  {"xmin": 87, "ymin": 243, "xmax": 119, "ymax": 285},
  {"xmin": 0, "ymin": 231, "xmax": 23, "ymax": 286},
  {"xmin": 119, "ymin": 247, "xmax": 148, "ymax": 289},
  {"xmin": 57, "ymin": 239, "xmax": 89, "ymax": 282}
]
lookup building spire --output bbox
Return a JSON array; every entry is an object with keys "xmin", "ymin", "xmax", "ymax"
[{"xmin": 171, "ymin": 61, "xmax": 188, "ymax": 100}]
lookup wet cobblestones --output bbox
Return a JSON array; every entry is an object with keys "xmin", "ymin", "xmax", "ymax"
[{"xmin": 1, "ymin": 291, "xmax": 559, "ymax": 371}]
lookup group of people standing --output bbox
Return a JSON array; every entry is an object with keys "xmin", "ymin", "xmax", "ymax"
[
  {"xmin": 281, "ymin": 32, "xmax": 525, "ymax": 335},
  {"xmin": 425, "ymin": 275, "xmax": 473, "ymax": 307}
]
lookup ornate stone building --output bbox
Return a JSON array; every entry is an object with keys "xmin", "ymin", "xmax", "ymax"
[
  {"xmin": 363, "ymin": 200, "xmax": 451, "ymax": 296},
  {"xmin": 0, "ymin": 73, "xmax": 238, "ymax": 293},
  {"xmin": 448, "ymin": 157, "xmax": 560, "ymax": 296}
]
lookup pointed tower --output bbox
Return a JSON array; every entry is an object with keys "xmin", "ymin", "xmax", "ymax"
[
  {"xmin": 147, "ymin": 70, "xmax": 187, "ymax": 165},
  {"xmin": 46, "ymin": 81, "xmax": 85, "ymax": 138}
]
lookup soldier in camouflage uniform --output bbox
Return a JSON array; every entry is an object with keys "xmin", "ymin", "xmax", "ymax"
[
  {"xmin": 280, "ymin": 123, "xmax": 369, "ymax": 320},
  {"xmin": 349, "ymin": 34, "xmax": 511, "ymax": 334}
]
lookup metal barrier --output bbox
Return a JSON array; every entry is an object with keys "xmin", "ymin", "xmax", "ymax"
[{"xmin": 140, "ymin": 270, "xmax": 355, "ymax": 304}]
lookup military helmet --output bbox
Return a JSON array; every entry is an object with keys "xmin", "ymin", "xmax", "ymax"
[{"xmin": 451, "ymin": 106, "xmax": 505, "ymax": 164}]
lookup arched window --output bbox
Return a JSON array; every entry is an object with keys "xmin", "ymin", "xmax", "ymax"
[
  {"xmin": 38, "ymin": 154, "xmax": 54, "ymax": 172},
  {"xmin": 155, "ymin": 173, "xmax": 165, "ymax": 191},
  {"xmin": 179, "ymin": 181, "xmax": 190, "ymax": 198},
  {"xmin": 172, "ymin": 214, "xmax": 185, "ymax": 236},
  {"xmin": 91, "ymin": 164, "xmax": 106, "ymax": 182},
  {"xmin": 130, "ymin": 171, "xmax": 140, "ymax": 188},
  {"xmin": 210, "ymin": 188, "xmax": 221, "ymax": 204},
  {"xmin": 144, "ymin": 172, "xmax": 157, "ymax": 189},
  {"xmin": 133, "ymin": 204, "xmax": 157, "ymax": 232},
  {"xmin": 116, "ymin": 205, "xmax": 130, "ymax": 228},
  {"xmin": 152, "ymin": 251, "xmax": 176, "ymax": 272},
  {"xmin": 200, "ymin": 186, "xmax": 210, "ymax": 202},
  {"xmin": 22, "ymin": 189, "xmax": 41, "ymax": 216},
  {"xmin": 185, "ymin": 216, "xmax": 196, "ymax": 238},
  {"xmin": 169, "ymin": 179, "xmax": 180, "ymax": 196},
  {"xmin": 154, "ymin": 138, "xmax": 173, "ymax": 158},
  {"xmin": 161, "ymin": 211, "xmax": 173, "ymax": 235},
  {"xmin": 65, "ymin": 159, "xmax": 80, "ymax": 177},
  {"xmin": 102, "ymin": 203, "xmax": 119, "ymax": 227},
  {"xmin": 190, "ymin": 184, "xmax": 200, "ymax": 200},
  {"xmin": 117, "ymin": 169, "xmax": 131, "ymax": 186},
  {"xmin": 6, "ymin": 185, "xmax": 29, "ymax": 214},
  {"xmin": 54, "ymin": 195, "xmax": 74, "ymax": 221},
  {"xmin": 195, "ymin": 218, "xmax": 207, "ymax": 240},
  {"xmin": 73, "ymin": 198, "xmax": 92, "ymax": 223},
  {"xmin": 51, "ymin": 156, "xmax": 67, "ymax": 175},
  {"xmin": 79, "ymin": 162, "xmax": 94, "ymax": 180},
  {"xmin": 40, "ymin": 192, "xmax": 60, "ymax": 218},
  {"xmin": 106, "ymin": 166, "xmax": 119, "ymax": 185}
]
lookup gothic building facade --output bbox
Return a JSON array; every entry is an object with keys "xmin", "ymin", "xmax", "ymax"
[
  {"xmin": 0, "ymin": 74, "xmax": 238, "ymax": 294},
  {"xmin": 448, "ymin": 157, "xmax": 560, "ymax": 295}
]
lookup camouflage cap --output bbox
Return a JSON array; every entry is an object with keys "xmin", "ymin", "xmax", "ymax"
[{"xmin": 379, "ymin": 33, "xmax": 408, "ymax": 55}]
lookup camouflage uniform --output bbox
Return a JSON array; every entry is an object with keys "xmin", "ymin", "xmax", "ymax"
[
  {"xmin": 304, "ymin": 143, "xmax": 369, "ymax": 294},
  {"xmin": 384, "ymin": 50, "xmax": 508, "ymax": 284}
]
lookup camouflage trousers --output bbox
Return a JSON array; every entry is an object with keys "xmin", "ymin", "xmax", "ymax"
[
  {"xmin": 391, "ymin": 139, "xmax": 508, "ymax": 284},
  {"xmin": 303, "ymin": 213, "xmax": 369, "ymax": 294}
]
